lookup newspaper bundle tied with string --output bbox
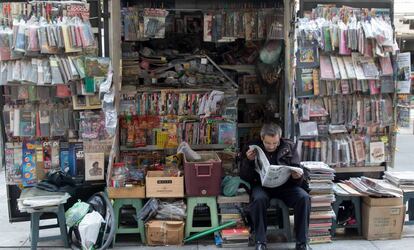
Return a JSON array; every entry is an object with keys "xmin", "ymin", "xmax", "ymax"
[{"xmin": 249, "ymin": 145, "xmax": 303, "ymax": 188}]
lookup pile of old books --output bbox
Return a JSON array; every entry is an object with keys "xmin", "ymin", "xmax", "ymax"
[
  {"xmin": 217, "ymin": 191, "xmax": 250, "ymax": 247},
  {"xmin": 384, "ymin": 171, "xmax": 414, "ymax": 192},
  {"xmin": 342, "ymin": 176, "xmax": 403, "ymax": 197},
  {"xmin": 301, "ymin": 161, "xmax": 336, "ymax": 244}
]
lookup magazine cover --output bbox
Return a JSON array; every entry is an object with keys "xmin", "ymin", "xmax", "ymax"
[
  {"xmin": 218, "ymin": 123, "xmax": 236, "ymax": 145},
  {"xmin": 396, "ymin": 52, "xmax": 411, "ymax": 93},
  {"xmin": 85, "ymin": 152, "xmax": 105, "ymax": 181},
  {"xmin": 296, "ymin": 68, "xmax": 314, "ymax": 97},
  {"xmin": 296, "ymin": 45, "xmax": 319, "ymax": 68},
  {"xmin": 369, "ymin": 141, "xmax": 385, "ymax": 163}
]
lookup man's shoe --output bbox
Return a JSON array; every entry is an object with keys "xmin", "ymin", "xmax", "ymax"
[
  {"xmin": 296, "ymin": 242, "xmax": 310, "ymax": 250},
  {"xmin": 255, "ymin": 242, "xmax": 267, "ymax": 250}
]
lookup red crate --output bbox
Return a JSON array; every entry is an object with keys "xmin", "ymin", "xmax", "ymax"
[{"xmin": 184, "ymin": 152, "xmax": 222, "ymax": 196}]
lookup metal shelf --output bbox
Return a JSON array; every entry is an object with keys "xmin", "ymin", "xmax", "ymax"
[
  {"xmin": 219, "ymin": 65, "xmax": 256, "ymax": 74},
  {"xmin": 300, "ymin": 0, "xmax": 394, "ymax": 19},
  {"xmin": 120, "ymin": 144, "xmax": 232, "ymax": 151}
]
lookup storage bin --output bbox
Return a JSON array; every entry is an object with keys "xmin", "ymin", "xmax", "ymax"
[{"xmin": 184, "ymin": 152, "xmax": 222, "ymax": 196}]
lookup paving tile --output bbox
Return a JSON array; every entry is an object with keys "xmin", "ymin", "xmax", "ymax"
[{"xmin": 371, "ymin": 238, "xmax": 414, "ymax": 250}]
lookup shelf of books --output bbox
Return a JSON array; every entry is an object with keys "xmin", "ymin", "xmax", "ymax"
[
  {"xmin": 0, "ymin": 0, "xmax": 114, "ymax": 204},
  {"xmin": 117, "ymin": 0, "xmax": 287, "ymax": 158},
  {"xmin": 295, "ymin": 3, "xmax": 410, "ymax": 174}
]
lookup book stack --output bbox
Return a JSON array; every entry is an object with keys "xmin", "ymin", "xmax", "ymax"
[
  {"xmin": 301, "ymin": 161, "xmax": 336, "ymax": 244},
  {"xmin": 384, "ymin": 171, "xmax": 414, "ymax": 192},
  {"xmin": 217, "ymin": 192, "xmax": 250, "ymax": 248}
]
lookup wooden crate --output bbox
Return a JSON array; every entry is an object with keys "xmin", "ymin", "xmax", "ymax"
[{"xmin": 107, "ymin": 185, "xmax": 145, "ymax": 198}]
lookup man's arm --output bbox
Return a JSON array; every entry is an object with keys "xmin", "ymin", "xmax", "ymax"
[{"xmin": 239, "ymin": 145, "xmax": 257, "ymax": 185}]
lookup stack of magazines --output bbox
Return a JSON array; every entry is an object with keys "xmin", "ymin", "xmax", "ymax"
[
  {"xmin": 383, "ymin": 171, "xmax": 414, "ymax": 191},
  {"xmin": 343, "ymin": 177, "xmax": 403, "ymax": 197},
  {"xmin": 217, "ymin": 192, "xmax": 250, "ymax": 248},
  {"xmin": 301, "ymin": 161, "xmax": 336, "ymax": 244}
]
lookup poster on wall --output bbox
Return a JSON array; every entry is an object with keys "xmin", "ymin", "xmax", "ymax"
[
  {"xmin": 85, "ymin": 152, "xmax": 105, "ymax": 181},
  {"xmin": 22, "ymin": 141, "xmax": 37, "ymax": 187}
]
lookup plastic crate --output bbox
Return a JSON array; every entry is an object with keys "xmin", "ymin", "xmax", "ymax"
[{"xmin": 184, "ymin": 152, "xmax": 222, "ymax": 196}]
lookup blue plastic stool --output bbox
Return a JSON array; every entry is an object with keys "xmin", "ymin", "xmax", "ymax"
[
  {"xmin": 269, "ymin": 198, "xmax": 292, "ymax": 242},
  {"xmin": 29, "ymin": 204, "xmax": 69, "ymax": 250},
  {"xmin": 112, "ymin": 198, "xmax": 145, "ymax": 245},
  {"xmin": 332, "ymin": 195, "xmax": 362, "ymax": 236}
]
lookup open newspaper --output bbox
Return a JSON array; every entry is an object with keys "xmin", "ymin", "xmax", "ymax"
[{"xmin": 249, "ymin": 145, "xmax": 303, "ymax": 188}]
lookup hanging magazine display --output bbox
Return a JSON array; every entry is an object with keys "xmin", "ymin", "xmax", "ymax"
[
  {"xmin": 0, "ymin": 0, "xmax": 115, "ymax": 190},
  {"xmin": 249, "ymin": 145, "xmax": 303, "ymax": 188},
  {"xmin": 295, "ymin": 5, "xmax": 401, "ymax": 170}
]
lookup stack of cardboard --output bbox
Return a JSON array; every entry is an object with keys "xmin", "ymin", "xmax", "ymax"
[
  {"xmin": 217, "ymin": 191, "xmax": 250, "ymax": 247},
  {"xmin": 301, "ymin": 161, "xmax": 336, "ymax": 244}
]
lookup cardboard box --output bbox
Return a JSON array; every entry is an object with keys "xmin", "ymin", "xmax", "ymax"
[
  {"xmin": 362, "ymin": 196, "xmax": 403, "ymax": 206},
  {"xmin": 107, "ymin": 185, "xmax": 145, "ymax": 198},
  {"xmin": 145, "ymin": 220, "xmax": 184, "ymax": 246},
  {"xmin": 362, "ymin": 197, "xmax": 405, "ymax": 240},
  {"xmin": 146, "ymin": 171, "xmax": 184, "ymax": 198}
]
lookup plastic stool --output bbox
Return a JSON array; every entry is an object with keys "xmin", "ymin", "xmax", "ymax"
[
  {"xmin": 331, "ymin": 196, "xmax": 362, "ymax": 236},
  {"xmin": 29, "ymin": 204, "xmax": 69, "ymax": 250},
  {"xmin": 185, "ymin": 197, "xmax": 219, "ymax": 238},
  {"xmin": 269, "ymin": 198, "xmax": 292, "ymax": 242},
  {"xmin": 403, "ymin": 191, "xmax": 414, "ymax": 225},
  {"xmin": 112, "ymin": 198, "xmax": 145, "ymax": 245}
]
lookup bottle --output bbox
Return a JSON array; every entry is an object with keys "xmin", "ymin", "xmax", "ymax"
[{"xmin": 112, "ymin": 162, "xmax": 128, "ymax": 187}]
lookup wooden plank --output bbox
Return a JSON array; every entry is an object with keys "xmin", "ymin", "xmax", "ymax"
[{"xmin": 334, "ymin": 166, "xmax": 385, "ymax": 173}]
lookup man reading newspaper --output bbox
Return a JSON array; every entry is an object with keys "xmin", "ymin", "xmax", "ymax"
[{"xmin": 240, "ymin": 123, "xmax": 310, "ymax": 250}]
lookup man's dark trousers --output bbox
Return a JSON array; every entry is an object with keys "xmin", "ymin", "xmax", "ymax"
[{"xmin": 249, "ymin": 185, "xmax": 311, "ymax": 243}]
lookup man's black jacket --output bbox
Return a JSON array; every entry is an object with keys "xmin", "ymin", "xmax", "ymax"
[{"xmin": 239, "ymin": 138, "xmax": 309, "ymax": 192}]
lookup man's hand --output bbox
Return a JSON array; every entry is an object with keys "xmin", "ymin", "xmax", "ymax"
[
  {"xmin": 246, "ymin": 148, "xmax": 257, "ymax": 161},
  {"xmin": 291, "ymin": 169, "xmax": 303, "ymax": 179}
]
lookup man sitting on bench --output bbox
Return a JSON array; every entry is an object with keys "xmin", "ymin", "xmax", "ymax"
[{"xmin": 240, "ymin": 123, "xmax": 310, "ymax": 250}]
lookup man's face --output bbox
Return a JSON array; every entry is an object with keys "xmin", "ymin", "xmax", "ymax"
[{"xmin": 261, "ymin": 135, "xmax": 280, "ymax": 153}]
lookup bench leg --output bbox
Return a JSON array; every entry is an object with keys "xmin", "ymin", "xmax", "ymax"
[
  {"xmin": 409, "ymin": 198, "xmax": 414, "ymax": 221},
  {"xmin": 352, "ymin": 197, "xmax": 362, "ymax": 236},
  {"xmin": 57, "ymin": 205, "xmax": 69, "ymax": 248},
  {"xmin": 331, "ymin": 197, "xmax": 343, "ymax": 237},
  {"xmin": 31, "ymin": 213, "xmax": 40, "ymax": 250}
]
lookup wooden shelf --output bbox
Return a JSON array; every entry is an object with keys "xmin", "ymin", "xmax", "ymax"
[
  {"xmin": 333, "ymin": 166, "xmax": 385, "ymax": 173},
  {"xmin": 238, "ymin": 123, "xmax": 262, "ymax": 128},
  {"xmin": 238, "ymin": 94, "xmax": 267, "ymax": 99},
  {"xmin": 120, "ymin": 144, "xmax": 232, "ymax": 151},
  {"xmin": 1, "ymin": 83, "xmax": 57, "ymax": 87}
]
